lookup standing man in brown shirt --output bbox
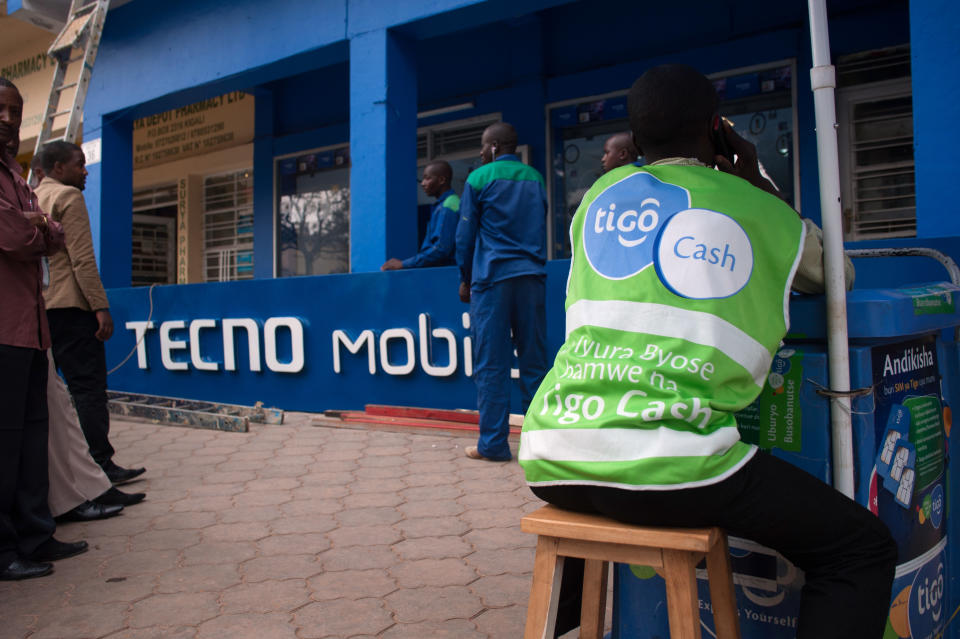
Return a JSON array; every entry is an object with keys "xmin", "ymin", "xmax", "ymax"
[
  {"xmin": 37, "ymin": 140, "xmax": 146, "ymax": 486},
  {"xmin": 0, "ymin": 78, "xmax": 89, "ymax": 580}
]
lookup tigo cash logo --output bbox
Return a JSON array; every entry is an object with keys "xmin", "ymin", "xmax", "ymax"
[{"xmin": 582, "ymin": 172, "xmax": 689, "ymax": 280}]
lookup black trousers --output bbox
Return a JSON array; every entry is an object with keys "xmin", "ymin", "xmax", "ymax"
[
  {"xmin": 47, "ymin": 308, "xmax": 115, "ymax": 466},
  {"xmin": 532, "ymin": 451, "xmax": 898, "ymax": 639},
  {"xmin": 0, "ymin": 345, "xmax": 56, "ymax": 568}
]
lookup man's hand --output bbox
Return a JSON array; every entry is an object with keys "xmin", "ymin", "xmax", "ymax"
[
  {"xmin": 24, "ymin": 211, "xmax": 48, "ymax": 230},
  {"xmin": 94, "ymin": 309, "xmax": 114, "ymax": 341},
  {"xmin": 458, "ymin": 281, "xmax": 471, "ymax": 304},
  {"xmin": 714, "ymin": 122, "xmax": 781, "ymax": 198},
  {"xmin": 381, "ymin": 258, "xmax": 404, "ymax": 271}
]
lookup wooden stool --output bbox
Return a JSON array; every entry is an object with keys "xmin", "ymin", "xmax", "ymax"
[{"xmin": 521, "ymin": 504, "xmax": 741, "ymax": 639}]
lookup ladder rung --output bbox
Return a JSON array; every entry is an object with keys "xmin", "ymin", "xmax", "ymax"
[
  {"xmin": 54, "ymin": 82, "xmax": 79, "ymax": 93},
  {"xmin": 48, "ymin": 110, "xmax": 72, "ymax": 118},
  {"xmin": 51, "ymin": 49, "xmax": 85, "ymax": 61}
]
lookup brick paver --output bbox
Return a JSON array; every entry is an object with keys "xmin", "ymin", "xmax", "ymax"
[{"xmin": 0, "ymin": 412, "xmax": 600, "ymax": 638}]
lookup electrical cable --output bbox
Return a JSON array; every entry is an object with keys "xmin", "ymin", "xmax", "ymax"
[{"xmin": 107, "ymin": 283, "xmax": 156, "ymax": 375}]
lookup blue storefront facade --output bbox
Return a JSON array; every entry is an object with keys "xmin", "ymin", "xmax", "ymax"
[{"xmin": 9, "ymin": 0, "xmax": 940, "ymax": 416}]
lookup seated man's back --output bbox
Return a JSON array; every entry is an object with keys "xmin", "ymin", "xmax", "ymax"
[{"xmin": 522, "ymin": 161, "xmax": 804, "ymax": 488}]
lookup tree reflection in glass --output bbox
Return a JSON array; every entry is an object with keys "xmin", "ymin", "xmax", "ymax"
[{"xmin": 279, "ymin": 178, "xmax": 350, "ymax": 277}]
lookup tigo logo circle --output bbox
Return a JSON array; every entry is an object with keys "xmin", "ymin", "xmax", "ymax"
[{"xmin": 582, "ymin": 172, "xmax": 689, "ymax": 280}]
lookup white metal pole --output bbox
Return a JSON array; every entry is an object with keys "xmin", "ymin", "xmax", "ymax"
[{"xmin": 807, "ymin": 0, "xmax": 855, "ymax": 498}]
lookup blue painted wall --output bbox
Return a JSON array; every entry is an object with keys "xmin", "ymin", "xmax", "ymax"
[
  {"xmin": 911, "ymin": 0, "xmax": 960, "ymax": 238},
  {"xmin": 271, "ymin": 63, "xmax": 350, "ymax": 139}
]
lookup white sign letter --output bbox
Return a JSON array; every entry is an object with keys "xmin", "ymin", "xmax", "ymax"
[
  {"xmin": 418, "ymin": 313, "xmax": 457, "ymax": 377},
  {"xmin": 223, "ymin": 318, "xmax": 261, "ymax": 372},
  {"xmin": 189, "ymin": 319, "xmax": 219, "ymax": 371},
  {"xmin": 264, "ymin": 317, "xmax": 305, "ymax": 373},
  {"xmin": 379, "ymin": 328, "xmax": 415, "ymax": 375},
  {"xmin": 160, "ymin": 320, "xmax": 189, "ymax": 371},
  {"xmin": 332, "ymin": 329, "xmax": 375, "ymax": 374},
  {"xmin": 125, "ymin": 321, "xmax": 155, "ymax": 369}
]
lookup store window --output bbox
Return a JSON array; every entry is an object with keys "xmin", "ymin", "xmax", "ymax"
[
  {"xmin": 276, "ymin": 146, "xmax": 350, "ymax": 277},
  {"xmin": 203, "ymin": 169, "xmax": 254, "ymax": 282},
  {"xmin": 837, "ymin": 46, "xmax": 914, "ymax": 240},
  {"xmin": 132, "ymin": 183, "xmax": 177, "ymax": 286},
  {"xmin": 546, "ymin": 62, "xmax": 797, "ymax": 258}
]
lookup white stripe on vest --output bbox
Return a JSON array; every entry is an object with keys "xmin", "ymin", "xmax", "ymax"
[
  {"xmin": 565, "ymin": 299, "xmax": 772, "ymax": 388},
  {"xmin": 520, "ymin": 425, "xmax": 742, "ymax": 463}
]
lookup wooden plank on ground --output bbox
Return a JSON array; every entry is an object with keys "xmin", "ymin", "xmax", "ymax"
[
  {"xmin": 365, "ymin": 404, "xmax": 524, "ymax": 427},
  {"xmin": 319, "ymin": 410, "xmax": 521, "ymax": 435}
]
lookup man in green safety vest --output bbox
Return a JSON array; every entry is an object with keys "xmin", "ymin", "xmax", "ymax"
[{"xmin": 519, "ymin": 64, "xmax": 896, "ymax": 639}]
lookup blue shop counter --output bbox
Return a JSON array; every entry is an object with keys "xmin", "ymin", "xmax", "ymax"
[{"xmin": 613, "ymin": 282, "xmax": 960, "ymax": 639}]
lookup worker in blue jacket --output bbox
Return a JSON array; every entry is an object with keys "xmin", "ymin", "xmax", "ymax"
[
  {"xmin": 382, "ymin": 160, "xmax": 459, "ymax": 270},
  {"xmin": 456, "ymin": 122, "xmax": 548, "ymax": 461}
]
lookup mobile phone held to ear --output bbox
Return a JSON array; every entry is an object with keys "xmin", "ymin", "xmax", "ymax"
[{"xmin": 711, "ymin": 115, "xmax": 735, "ymax": 166}]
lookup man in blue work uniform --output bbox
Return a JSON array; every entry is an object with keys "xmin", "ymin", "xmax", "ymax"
[
  {"xmin": 456, "ymin": 122, "xmax": 548, "ymax": 461},
  {"xmin": 601, "ymin": 131, "xmax": 639, "ymax": 173},
  {"xmin": 382, "ymin": 160, "xmax": 459, "ymax": 271}
]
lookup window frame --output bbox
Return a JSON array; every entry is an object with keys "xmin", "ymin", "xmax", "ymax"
[
  {"xmin": 202, "ymin": 168, "xmax": 255, "ymax": 283},
  {"xmin": 837, "ymin": 76, "xmax": 915, "ymax": 241}
]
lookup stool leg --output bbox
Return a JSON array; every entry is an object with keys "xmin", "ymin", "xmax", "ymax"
[
  {"xmin": 524, "ymin": 536, "xmax": 564, "ymax": 639},
  {"xmin": 579, "ymin": 559, "xmax": 608, "ymax": 639},
  {"xmin": 662, "ymin": 550, "xmax": 702, "ymax": 639},
  {"xmin": 706, "ymin": 535, "xmax": 741, "ymax": 639}
]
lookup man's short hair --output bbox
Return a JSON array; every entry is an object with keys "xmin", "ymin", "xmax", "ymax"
[
  {"xmin": 30, "ymin": 153, "xmax": 43, "ymax": 171},
  {"xmin": 0, "ymin": 77, "xmax": 22, "ymax": 100},
  {"xmin": 485, "ymin": 122, "xmax": 518, "ymax": 151},
  {"xmin": 426, "ymin": 160, "xmax": 453, "ymax": 182},
  {"xmin": 628, "ymin": 64, "xmax": 719, "ymax": 150},
  {"xmin": 40, "ymin": 140, "xmax": 82, "ymax": 173},
  {"xmin": 609, "ymin": 132, "xmax": 638, "ymax": 156}
]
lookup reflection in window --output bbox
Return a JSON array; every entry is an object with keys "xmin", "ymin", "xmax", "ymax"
[
  {"xmin": 277, "ymin": 147, "xmax": 350, "ymax": 277},
  {"xmin": 132, "ymin": 182, "xmax": 177, "ymax": 286}
]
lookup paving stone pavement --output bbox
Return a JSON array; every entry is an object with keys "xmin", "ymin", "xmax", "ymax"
[{"xmin": 0, "ymin": 412, "xmax": 594, "ymax": 639}]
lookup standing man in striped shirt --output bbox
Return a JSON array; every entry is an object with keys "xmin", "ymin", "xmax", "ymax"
[
  {"xmin": 456, "ymin": 122, "xmax": 548, "ymax": 462},
  {"xmin": 519, "ymin": 65, "xmax": 895, "ymax": 638}
]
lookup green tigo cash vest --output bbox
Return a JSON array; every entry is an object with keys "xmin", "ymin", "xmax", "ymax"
[{"xmin": 520, "ymin": 164, "xmax": 805, "ymax": 490}]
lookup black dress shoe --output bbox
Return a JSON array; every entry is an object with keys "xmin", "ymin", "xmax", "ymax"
[
  {"xmin": 94, "ymin": 486, "xmax": 146, "ymax": 507},
  {"xmin": 102, "ymin": 462, "xmax": 146, "ymax": 485},
  {"xmin": 56, "ymin": 501, "xmax": 124, "ymax": 522},
  {"xmin": 0, "ymin": 558, "xmax": 53, "ymax": 580},
  {"xmin": 27, "ymin": 538, "xmax": 89, "ymax": 562}
]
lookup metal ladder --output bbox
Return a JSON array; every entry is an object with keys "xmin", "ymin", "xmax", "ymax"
[
  {"xmin": 107, "ymin": 390, "xmax": 285, "ymax": 433},
  {"xmin": 28, "ymin": 0, "xmax": 110, "ymax": 183}
]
